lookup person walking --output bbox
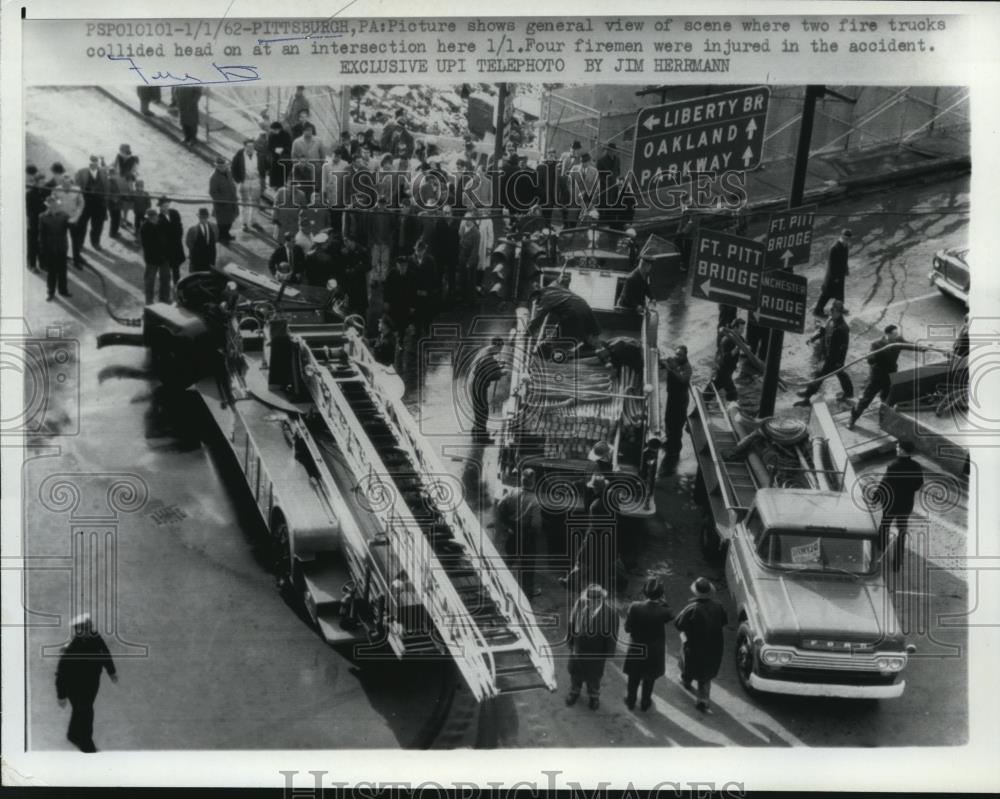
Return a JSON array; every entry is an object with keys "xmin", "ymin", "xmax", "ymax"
[
  {"xmin": 366, "ymin": 197, "xmax": 397, "ymax": 291},
  {"xmin": 874, "ymin": 438, "xmax": 925, "ymax": 572},
  {"xmin": 622, "ymin": 577, "xmax": 675, "ymax": 711},
  {"xmin": 37, "ymin": 195, "xmax": 71, "ymax": 300},
  {"xmin": 675, "ymin": 577, "xmax": 728, "ymax": 714},
  {"xmin": 156, "ymin": 196, "xmax": 186, "ymax": 288},
  {"xmin": 55, "ymin": 613, "xmax": 118, "ymax": 753},
  {"xmin": 209, "ymin": 157, "xmax": 239, "ymax": 245},
  {"xmin": 266, "ymin": 121, "xmax": 293, "ymax": 190},
  {"xmin": 456, "ymin": 211, "xmax": 481, "ymax": 302},
  {"xmin": 140, "ymin": 207, "xmax": 171, "ymax": 304},
  {"xmin": 565, "ymin": 583, "xmax": 618, "ymax": 709},
  {"xmin": 847, "ymin": 324, "xmax": 927, "ymax": 429},
  {"xmin": 175, "ymin": 86, "xmax": 202, "ymax": 147},
  {"xmin": 794, "ymin": 300, "xmax": 853, "ymax": 406},
  {"xmin": 231, "ymin": 138, "xmax": 263, "ymax": 233},
  {"xmin": 184, "ymin": 208, "xmax": 218, "ymax": 273},
  {"xmin": 813, "ymin": 229, "xmax": 852, "ymax": 317},
  {"xmin": 113, "ymin": 144, "xmax": 139, "ymax": 229},
  {"xmin": 73, "ymin": 155, "xmax": 108, "ymax": 254},
  {"xmin": 662, "ymin": 344, "xmax": 692, "ymax": 462}
]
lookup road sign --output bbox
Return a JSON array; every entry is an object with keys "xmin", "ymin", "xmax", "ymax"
[
  {"xmin": 690, "ymin": 230, "xmax": 764, "ymax": 311},
  {"xmin": 633, "ymin": 86, "xmax": 770, "ymax": 191},
  {"xmin": 764, "ymin": 205, "xmax": 817, "ymax": 271},
  {"xmin": 753, "ymin": 272, "xmax": 809, "ymax": 334}
]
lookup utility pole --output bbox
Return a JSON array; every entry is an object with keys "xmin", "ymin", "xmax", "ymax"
[
  {"xmin": 757, "ymin": 85, "xmax": 823, "ymax": 418},
  {"xmin": 757, "ymin": 85, "xmax": 858, "ymax": 418}
]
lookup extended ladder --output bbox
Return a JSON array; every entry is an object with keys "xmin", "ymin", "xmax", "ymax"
[{"xmin": 293, "ymin": 324, "xmax": 557, "ymax": 701}]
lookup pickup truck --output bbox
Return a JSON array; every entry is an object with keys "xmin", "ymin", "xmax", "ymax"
[{"xmin": 688, "ymin": 388, "xmax": 914, "ymax": 699}]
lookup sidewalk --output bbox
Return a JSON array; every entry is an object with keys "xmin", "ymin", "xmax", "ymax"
[{"xmin": 100, "ymin": 84, "xmax": 969, "ymax": 235}]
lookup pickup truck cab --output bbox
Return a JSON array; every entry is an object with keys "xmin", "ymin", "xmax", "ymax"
[{"xmin": 728, "ymin": 488, "xmax": 912, "ymax": 699}]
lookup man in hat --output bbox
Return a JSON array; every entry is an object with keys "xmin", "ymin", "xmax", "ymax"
[
  {"xmin": 662, "ymin": 344, "xmax": 693, "ymax": 462},
  {"xmin": 208, "ymin": 157, "xmax": 239, "ymax": 244},
  {"xmin": 616, "ymin": 255, "xmax": 654, "ymax": 312},
  {"xmin": 140, "ymin": 207, "xmax": 171, "ymax": 304},
  {"xmin": 566, "ymin": 583, "xmax": 618, "ymax": 709},
  {"xmin": 56, "ymin": 613, "xmax": 118, "ymax": 753},
  {"xmin": 873, "ymin": 438, "xmax": 925, "ymax": 571},
  {"xmin": 596, "ymin": 142, "xmax": 620, "ymax": 181},
  {"xmin": 495, "ymin": 467, "xmax": 543, "ymax": 599},
  {"xmin": 675, "ymin": 577, "xmax": 728, "ymax": 713},
  {"xmin": 38, "ymin": 194, "xmax": 72, "ymax": 300},
  {"xmin": 231, "ymin": 138, "xmax": 263, "ymax": 233},
  {"xmin": 73, "ymin": 155, "xmax": 108, "ymax": 254},
  {"xmin": 794, "ymin": 300, "xmax": 853, "ymax": 406},
  {"xmin": 339, "ymin": 232, "xmax": 371, "ymax": 319},
  {"xmin": 623, "ymin": 577, "xmax": 675, "ymax": 711},
  {"xmin": 847, "ymin": 324, "xmax": 927, "ymax": 430},
  {"xmin": 814, "ymin": 229, "xmax": 853, "ymax": 317},
  {"xmin": 156, "ymin": 197, "xmax": 186, "ymax": 287},
  {"xmin": 269, "ymin": 232, "xmax": 306, "ymax": 282},
  {"xmin": 185, "ymin": 208, "xmax": 218, "ymax": 273},
  {"xmin": 468, "ymin": 337, "xmax": 506, "ymax": 444},
  {"xmin": 561, "ymin": 472, "xmax": 617, "ymax": 592}
]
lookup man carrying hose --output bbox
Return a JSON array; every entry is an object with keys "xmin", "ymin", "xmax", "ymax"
[{"xmin": 847, "ymin": 324, "xmax": 927, "ymax": 430}]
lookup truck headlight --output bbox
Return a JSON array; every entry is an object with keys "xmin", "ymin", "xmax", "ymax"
[
  {"xmin": 762, "ymin": 649, "xmax": 780, "ymax": 665},
  {"xmin": 876, "ymin": 656, "xmax": 906, "ymax": 672}
]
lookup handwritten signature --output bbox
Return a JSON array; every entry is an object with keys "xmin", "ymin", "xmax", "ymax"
[{"xmin": 108, "ymin": 55, "xmax": 260, "ymax": 87}]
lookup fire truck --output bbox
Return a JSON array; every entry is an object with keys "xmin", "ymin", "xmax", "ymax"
[
  {"xmin": 688, "ymin": 388, "xmax": 915, "ymax": 699},
  {"xmin": 98, "ymin": 265, "xmax": 557, "ymax": 702}
]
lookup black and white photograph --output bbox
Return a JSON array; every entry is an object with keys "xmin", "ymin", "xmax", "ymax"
[{"xmin": 2, "ymin": 1, "xmax": 999, "ymax": 792}]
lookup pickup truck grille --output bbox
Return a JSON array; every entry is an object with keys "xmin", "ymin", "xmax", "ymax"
[
  {"xmin": 763, "ymin": 646, "xmax": 906, "ymax": 672},
  {"xmin": 760, "ymin": 666, "xmax": 900, "ymax": 687}
]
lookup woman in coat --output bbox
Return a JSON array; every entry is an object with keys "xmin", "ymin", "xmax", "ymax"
[
  {"xmin": 565, "ymin": 583, "xmax": 618, "ymax": 710},
  {"xmin": 623, "ymin": 577, "xmax": 674, "ymax": 711},
  {"xmin": 208, "ymin": 158, "xmax": 239, "ymax": 244},
  {"xmin": 175, "ymin": 86, "xmax": 202, "ymax": 146},
  {"xmin": 675, "ymin": 577, "xmax": 728, "ymax": 713}
]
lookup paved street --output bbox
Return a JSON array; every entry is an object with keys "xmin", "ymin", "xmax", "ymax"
[{"xmin": 21, "ymin": 86, "xmax": 969, "ymax": 750}]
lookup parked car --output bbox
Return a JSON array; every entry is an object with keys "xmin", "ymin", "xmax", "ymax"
[{"xmin": 929, "ymin": 247, "xmax": 969, "ymax": 306}]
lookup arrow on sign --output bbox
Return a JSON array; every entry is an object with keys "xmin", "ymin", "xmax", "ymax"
[
  {"xmin": 642, "ymin": 115, "xmax": 661, "ymax": 131},
  {"xmin": 752, "ymin": 310, "xmax": 790, "ymax": 325},
  {"xmin": 741, "ymin": 146, "xmax": 755, "ymax": 167},
  {"xmin": 700, "ymin": 279, "xmax": 752, "ymax": 303},
  {"xmin": 780, "ymin": 249, "xmax": 794, "ymax": 268},
  {"xmin": 746, "ymin": 118, "xmax": 758, "ymax": 139}
]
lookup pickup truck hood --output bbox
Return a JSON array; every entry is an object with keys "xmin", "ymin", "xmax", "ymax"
[{"xmin": 755, "ymin": 574, "xmax": 896, "ymax": 644}]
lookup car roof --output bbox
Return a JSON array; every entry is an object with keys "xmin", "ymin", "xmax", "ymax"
[{"xmin": 754, "ymin": 488, "xmax": 877, "ymax": 535}]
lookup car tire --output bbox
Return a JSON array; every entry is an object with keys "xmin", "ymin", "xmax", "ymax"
[{"xmin": 735, "ymin": 623, "xmax": 760, "ymax": 698}]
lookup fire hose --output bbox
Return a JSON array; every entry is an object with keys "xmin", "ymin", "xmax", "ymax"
[
  {"xmin": 79, "ymin": 261, "xmax": 144, "ymax": 327},
  {"xmin": 716, "ymin": 329, "xmax": 953, "ymax": 390}
]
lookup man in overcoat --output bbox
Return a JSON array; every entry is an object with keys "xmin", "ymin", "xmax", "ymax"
[
  {"xmin": 623, "ymin": 577, "xmax": 674, "ymax": 711},
  {"xmin": 566, "ymin": 583, "xmax": 618, "ymax": 709},
  {"xmin": 675, "ymin": 577, "xmax": 728, "ymax": 713},
  {"xmin": 209, "ymin": 157, "xmax": 239, "ymax": 244},
  {"xmin": 55, "ymin": 613, "xmax": 118, "ymax": 753}
]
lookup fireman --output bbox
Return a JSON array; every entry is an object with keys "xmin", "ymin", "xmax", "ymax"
[
  {"xmin": 616, "ymin": 256, "xmax": 654, "ymax": 312},
  {"xmin": 468, "ymin": 337, "xmax": 506, "ymax": 444},
  {"xmin": 527, "ymin": 284, "xmax": 602, "ymax": 350}
]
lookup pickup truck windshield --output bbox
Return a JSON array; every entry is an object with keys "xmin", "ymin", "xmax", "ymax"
[{"xmin": 756, "ymin": 529, "xmax": 876, "ymax": 575}]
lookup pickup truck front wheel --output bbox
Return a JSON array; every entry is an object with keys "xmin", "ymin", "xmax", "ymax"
[{"xmin": 735, "ymin": 623, "xmax": 760, "ymax": 697}]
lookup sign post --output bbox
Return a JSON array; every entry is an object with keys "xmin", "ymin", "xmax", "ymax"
[
  {"xmin": 764, "ymin": 205, "xmax": 817, "ymax": 271},
  {"xmin": 633, "ymin": 87, "xmax": 771, "ymax": 191},
  {"xmin": 690, "ymin": 231, "xmax": 765, "ymax": 311}
]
